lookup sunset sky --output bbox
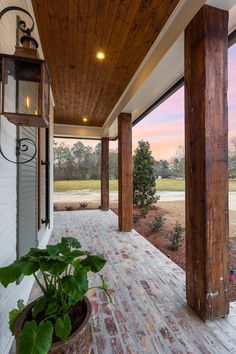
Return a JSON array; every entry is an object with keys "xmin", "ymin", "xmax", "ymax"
[{"xmin": 56, "ymin": 44, "xmax": 236, "ymax": 161}]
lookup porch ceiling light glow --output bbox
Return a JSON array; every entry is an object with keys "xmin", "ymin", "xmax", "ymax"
[
  {"xmin": 0, "ymin": 6, "xmax": 50, "ymax": 128},
  {"xmin": 96, "ymin": 51, "xmax": 105, "ymax": 60}
]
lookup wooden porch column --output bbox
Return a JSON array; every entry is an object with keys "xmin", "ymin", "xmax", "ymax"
[
  {"xmin": 101, "ymin": 138, "xmax": 109, "ymax": 211},
  {"xmin": 185, "ymin": 5, "xmax": 229, "ymax": 320},
  {"xmin": 118, "ymin": 113, "xmax": 132, "ymax": 231}
]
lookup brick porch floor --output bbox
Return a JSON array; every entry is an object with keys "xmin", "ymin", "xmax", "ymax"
[{"xmin": 30, "ymin": 210, "xmax": 236, "ymax": 353}]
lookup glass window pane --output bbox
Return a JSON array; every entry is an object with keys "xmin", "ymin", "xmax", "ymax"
[
  {"xmin": 18, "ymin": 80, "xmax": 39, "ymax": 115},
  {"xmin": 4, "ymin": 59, "xmax": 16, "ymax": 113},
  {"xmin": 4, "ymin": 58, "xmax": 41, "ymax": 115}
]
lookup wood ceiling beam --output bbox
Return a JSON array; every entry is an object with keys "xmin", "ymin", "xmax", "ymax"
[{"xmin": 54, "ymin": 124, "xmax": 104, "ymax": 139}]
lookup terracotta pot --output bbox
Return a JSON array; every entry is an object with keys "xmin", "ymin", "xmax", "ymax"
[{"xmin": 14, "ymin": 297, "xmax": 92, "ymax": 354}]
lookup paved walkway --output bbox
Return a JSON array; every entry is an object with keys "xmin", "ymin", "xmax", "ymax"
[{"xmin": 46, "ymin": 210, "xmax": 236, "ymax": 354}]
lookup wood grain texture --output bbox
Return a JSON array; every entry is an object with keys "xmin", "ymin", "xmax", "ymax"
[
  {"xmin": 101, "ymin": 137, "xmax": 109, "ymax": 211},
  {"xmin": 118, "ymin": 113, "xmax": 132, "ymax": 231},
  {"xmin": 32, "ymin": 0, "xmax": 179, "ymax": 127},
  {"xmin": 185, "ymin": 5, "xmax": 229, "ymax": 321}
]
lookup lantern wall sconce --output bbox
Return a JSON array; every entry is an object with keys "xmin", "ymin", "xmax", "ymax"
[{"xmin": 0, "ymin": 6, "xmax": 50, "ymax": 164}]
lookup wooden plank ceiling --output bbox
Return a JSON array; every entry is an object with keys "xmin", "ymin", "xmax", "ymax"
[{"xmin": 32, "ymin": 0, "xmax": 180, "ymax": 127}]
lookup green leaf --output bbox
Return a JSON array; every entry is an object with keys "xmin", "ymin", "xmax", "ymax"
[
  {"xmin": 46, "ymin": 244, "xmax": 61, "ymax": 256},
  {"xmin": 61, "ymin": 237, "xmax": 81, "ymax": 249},
  {"xmin": 0, "ymin": 261, "xmax": 23, "ymax": 287},
  {"xmin": 39, "ymin": 259, "xmax": 68, "ymax": 276},
  {"xmin": 74, "ymin": 265, "xmax": 89, "ymax": 295},
  {"xmin": 18, "ymin": 320, "xmax": 53, "ymax": 354},
  {"xmin": 101, "ymin": 275, "xmax": 112, "ymax": 303},
  {"xmin": 19, "ymin": 261, "xmax": 39, "ymax": 276},
  {"xmin": 81, "ymin": 254, "xmax": 106, "ymax": 273},
  {"xmin": 9, "ymin": 298, "xmax": 26, "ymax": 333},
  {"xmin": 45, "ymin": 301, "xmax": 58, "ymax": 316},
  {"xmin": 61, "ymin": 275, "xmax": 86, "ymax": 303},
  {"xmin": 55, "ymin": 314, "xmax": 72, "ymax": 341},
  {"xmin": 32, "ymin": 297, "xmax": 47, "ymax": 318},
  {"xmin": 70, "ymin": 250, "xmax": 88, "ymax": 258},
  {"xmin": 17, "ymin": 299, "xmax": 25, "ymax": 312},
  {"xmin": 9, "ymin": 309, "xmax": 20, "ymax": 335},
  {"xmin": 23, "ymin": 248, "xmax": 48, "ymax": 258}
]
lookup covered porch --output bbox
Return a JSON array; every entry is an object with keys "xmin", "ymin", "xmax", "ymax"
[
  {"xmin": 28, "ymin": 210, "xmax": 236, "ymax": 353},
  {"xmin": 1, "ymin": 0, "xmax": 236, "ymax": 352}
]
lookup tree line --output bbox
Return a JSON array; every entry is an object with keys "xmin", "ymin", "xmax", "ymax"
[
  {"xmin": 54, "ymin": 138, "xmax": 236, "ymax": 181},
  {"xmin": 54, "ymin": 140, "xmax": 118, "ymax": 180}
]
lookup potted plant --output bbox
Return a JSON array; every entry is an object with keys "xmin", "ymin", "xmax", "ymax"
[{"xmin": 0, "ymin": 236, "xmax": 111, "ymax": 354}]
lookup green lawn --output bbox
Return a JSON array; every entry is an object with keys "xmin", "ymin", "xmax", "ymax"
[{"xmin": 54, "ymin": 179, "xmax": 236, "ymax": 192}]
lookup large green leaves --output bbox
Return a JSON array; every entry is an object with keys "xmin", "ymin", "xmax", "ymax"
[
  {"xmin": 81, "ymin": 254, "xmax": 106, "ymax": 272},
  {"xmin": 18, "ymin": 260, "xmax": 40, "ymax": 276},
  {"xmin": 0, "ymin": 262, "xmax": 23, "ymax": 287},
  {"xmin": 39, "ymin": 257, "xmax": 68, "ymax": 276},
  {"xmin": 32, "ymin": 297, "xmax": 47, "ymax": 318},
  {"xmin": 18, "ymin": 320, "xmax": 53, "ymax": 354},
  {"xmin": 55, "ymin": 314, "xmax": 72, "ymax": 341},
  {"xmin": 9, "ymin": 300, "xmax": 25, "ymax": 335},
  {"xmin": 61, "ymin": 270, "xmax": 88, "ymax": 303},
  {"xmin": 1, "ymin": 235, "xmax": 109, "ymax": 346},
  {"xmin": 61, "ymin": 237, "xmax": 81, "ymax": 249}
]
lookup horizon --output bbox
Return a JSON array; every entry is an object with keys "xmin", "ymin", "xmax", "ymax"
[{"xmin": 56, "ymin": 45, "xmax": 236, "ymax": 160}]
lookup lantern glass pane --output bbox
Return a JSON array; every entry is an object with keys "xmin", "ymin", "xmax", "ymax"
[
  {"xmin": 4, "ymin": 58, "xmax": 41, "ymax": 115},
  {"xmin": 18, "ymin": 81, "xmax": 39, "ymax": 115},
  {"xmin": 4, "ymin": 59, "xmax": 16, "ymax": 113}
]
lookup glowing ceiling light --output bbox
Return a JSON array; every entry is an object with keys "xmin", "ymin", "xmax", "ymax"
[{"xmin": 96, "ymin": 51, "xmax": 105, "ymax": 60}]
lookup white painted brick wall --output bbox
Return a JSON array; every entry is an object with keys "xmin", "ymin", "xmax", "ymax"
[{"xmin": 0, "ymin": 2, "xmax": 54, "ymax": 353}]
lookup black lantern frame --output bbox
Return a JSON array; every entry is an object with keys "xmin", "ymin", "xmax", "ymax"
[{"xmin": 0, "ymin": 53, "xmax": 50, "ymax": 128}]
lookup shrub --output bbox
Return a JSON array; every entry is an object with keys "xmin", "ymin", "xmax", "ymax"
[
  {"xmin": 148, "ymin": 215, "xmax": 165, "ymax": 232},
  {"xmin": 133, "ymin": 213, "xmax": 140, "ymax": 223},
  {"xmin": 80, "ymin": 202, "xmax": 88, "ymax": 208},
  {"xmin": 65, "ymin": 205, "xmax": 73, "ymax": 211},
  {"xmin": 140, "ymin": 207, "xmax": 148, "ymax": 217},
  {"xmin": 229, "ymin": 267, "xmax": 236, "ymax": 282},
  {"xmin": 133, "ymin": 140, "xmax": 158, "ymax": 208},
  {"xmin": 169, "ymin": 222, "xmax": 185, "ymax": 250}
]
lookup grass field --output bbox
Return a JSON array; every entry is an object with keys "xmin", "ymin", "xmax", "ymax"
[{"xmin": 54, "ymin": 179, "xmax": 236, "ymax": 192}]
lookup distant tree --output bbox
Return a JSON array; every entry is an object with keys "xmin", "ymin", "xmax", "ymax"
[
  {"xmin": 53, "ymin": 140, "xmax": 119, "ymax": 181},
  {"xmin": 109, "ymin": 149, "xmax": 118, "ymax": 179},
  {"xmin": 229, "ymin": 137, "xmax": 236, "ymax": 178},
  {"xmin": 170, "ymin": 145, "xmax": 185, "ymax": 177},
  {"xmin": 155, "ymin": 159, "xmax": 171, "ymax": 178},
  {"xmin": 54, "ymin": 142, "xmax": 73, "ymax": 180},
  {"xmin": 133, "ymin": 140, "xmax": 158, "ymax": 208}
]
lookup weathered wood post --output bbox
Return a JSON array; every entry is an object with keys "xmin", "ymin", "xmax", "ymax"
[
  {"xmin": 118, "ymin": 113, "xmax": 133, "ymax": 231},
  {"xmin": 185, "ymin": 5, "xmax": 229, "ymax": 320}
]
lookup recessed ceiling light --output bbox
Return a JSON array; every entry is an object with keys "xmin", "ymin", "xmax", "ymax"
[
  {"xmin": 96, "ymin": 51, "xmax": 105, "ymax": 60},
  {"xmin": 83, "ymin": 117, "xmax": 88, "ymax": 122}
]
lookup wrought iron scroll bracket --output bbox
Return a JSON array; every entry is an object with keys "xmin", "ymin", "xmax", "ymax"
[
  {"xmin": 0, "ymin": 6, "xmax": 35, "ymax": 35},
  {"xmin": 0, "ymin": 117, "xmax": 37, "ymax": 164}
]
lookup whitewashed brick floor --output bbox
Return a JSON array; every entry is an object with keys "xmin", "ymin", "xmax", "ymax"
[{"xmin": 22, "ymin": 211, "xmax": 236, "ymax": 353}]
